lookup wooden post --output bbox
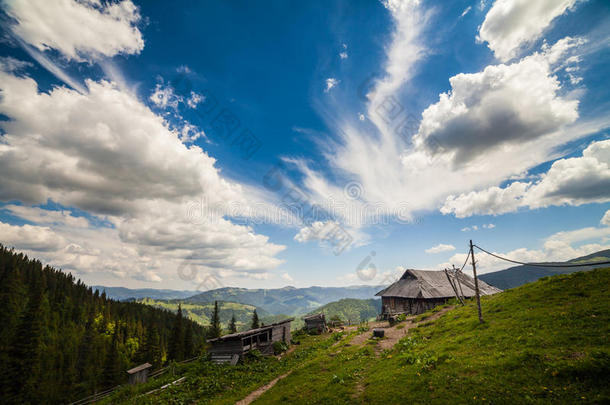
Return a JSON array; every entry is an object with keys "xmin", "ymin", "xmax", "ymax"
[
  {"xmin": 444, "ymin": 268, "xmax": 464, "ymax": 305},
  {"xmin": 470, "ymin": 240, "xmax": 484, "ymax": 323},
  {"xmin": 453, "ymin": 264, "xmax": 465, "ymax": 303}
]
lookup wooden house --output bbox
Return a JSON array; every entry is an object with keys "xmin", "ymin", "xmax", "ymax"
[
  {"xmin": 376, "ymin": 269, "xmax": 501, "ymax": 316},
  {"xmin": 303, "ymin": 313, "xmax": 326, "ymax": 333},
  {"xmin": 207, "ymin": 318, "xmax": 293, "ymax": 363},
  {"xmin": 127, "ymin": 363, "xmax": 152, "ymax": 384}
]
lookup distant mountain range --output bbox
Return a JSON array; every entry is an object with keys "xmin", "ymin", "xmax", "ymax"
[
  {"xmin": 92, "ymin": 286, "xmax": 197, "ymax": 301},
  {"xmin": 479, "ymin": 249, "xmax": 610, "ymax": 290},
  {"xmin": 186, "ymin": 285, "xmax": 385, "ymax": 315},
  {"xmin": 93, "ymin": 249, "xmax": 610, "ymax": 313},
  {"xmin": 93, "ymin": 284, "xmax": 385, "ymax": 315}
]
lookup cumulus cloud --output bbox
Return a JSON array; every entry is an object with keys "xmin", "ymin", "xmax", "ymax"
[
  {"xmin": 442, "ymin": 139, "xmax": 610, "ymax": 217},
  {"xmin": 478, "ymin": 0, "xmax": 579, "ymax": 61},
  {"xmin": 416, "ymin": 42, "xmax": 579, "ymax": 163},
  {"xmin": 425, "ymin": 243, "xmax": 456, "ymax": 254},
  {"xmin": 0, "ymin": 221, "xmax": 66, "ymax": 251},
  {"xmin": 441, "ymin": 216, "xmax": 610, "ymax": 275},
  {"xmin": 4, "ymin": 0, "xmax": 144, "ymax": 62},
  {"xmin": 149, "ymin": 82, "xmax": 182, "ymax": 110},
  {"xmin": 325, "ymin": 78, "xmax": 339, "ymax": 92},
  {"xmin": 281, "ymin": 273, "xmax": 294, "ymax": 282},
  {"xmin": 3, "ymin": 205, "xmax": 89, "ymax": 228},
  {"xmin": 0, "ymin": 68, "xmax": 285, "ymax": 286}
]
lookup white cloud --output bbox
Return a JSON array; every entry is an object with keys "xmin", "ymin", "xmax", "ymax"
[
  {"xmin": 460, "ymin": 6, "xmax": 472, "ymax": 18},
  {"xmin": 442, "ymin": 211, "xmax": 610, "ymax": 275},
  {"xmin": 602, "ymin": 210, "xmax": 610, "ymax": 227},
  {"xmin": 291, "ymin": 2, "xmax": 605, "ymax": 242},
  {"xmin": 478, "ymin": 0, "xmax": 578, "ymax": 61},
  {"xmin": 325, "ymin": 78, "xmax": 339, "ymax": 93},
  {"xmin": 442, "ymin": 139, "xmax": 610, "ymax": 217},
  {"xmin": 483, "ymin": 223, "xmax": 495, "ymax": 229},
  {"xmin": 4, "ymin": 0, "xmax": 144, "ymax": 62},
  {"xmin": 3, "ymin": 205, "xmax": 89, "ymax": 228},
  {"xmin": 281, "ymin": 273, "xmax": 294, "ymax": 282},
  {"xmin": 416, "ymin": 43, "xmax": 579, "ymax": 163},
  {"xmin": 150, "ymin": 82, "xmax": 182, "ymax": 110},
  {"xmin": 0, "ymin": 56, "xmax": 32, "ymax": 72},
  {"xmin": 0, "ymin": 221, "xmax": 66, "ymax": 252},
  {"xmin": 0, "ymin": 68, "xmax": 285, "ymax": 286},
  {"xmin": 187, "ymin": 91, "xmax": 204, "ymax": 109},
  {"xmin": 425, "ymin": 243, "xmax": 456, "ymax": 254}
]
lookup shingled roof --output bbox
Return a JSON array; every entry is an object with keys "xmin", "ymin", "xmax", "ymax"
[{"xmin": 376, "ymin": 269, "xmax": 501, "ymax": 299}]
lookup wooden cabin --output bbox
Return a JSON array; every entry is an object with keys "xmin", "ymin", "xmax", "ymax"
[
  {"xmin": 127, "ymin": 363, "xmax": 152, "ymax": 384},
  {"xmin": 207, "ymin": 318, "xmax": 293, "ymax": 363},
  {"xmin": 303, "ymin": 313, "xmax": 326, "ymax": 333},
  {"xmin": 376, "ymin": 269, "xmax": 501, "ymax": 317}
]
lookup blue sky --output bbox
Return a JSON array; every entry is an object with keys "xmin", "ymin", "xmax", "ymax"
[{"xmin": 0, "ymin": 0, "xmax": 609, "ymax": 290}]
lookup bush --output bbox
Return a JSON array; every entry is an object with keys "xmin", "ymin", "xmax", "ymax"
[{"xmin": 273, "ymin": 341, "xmax": 289, "ymax": 355}]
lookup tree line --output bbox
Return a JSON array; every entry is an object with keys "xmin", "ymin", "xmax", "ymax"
[{"xmin": 0, "ymin": 245, "xmax": 205, "ymax": 404}]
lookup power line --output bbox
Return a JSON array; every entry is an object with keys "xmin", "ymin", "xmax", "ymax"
[
  {"xmin": 457, "ymin": 249, "xmax": 471, "ymax": 272},
  {"xmin": 473, "ymin": 244, "xmax": 610, "ymax": 268}
]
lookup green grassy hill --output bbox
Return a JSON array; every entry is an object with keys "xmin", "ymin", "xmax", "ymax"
[
  {"xmin": 104, "ymin": 268, "xmax": 609, "ymax": 404},
  {"xmin": 479, "ymin": 248, "xmax": 610, "ymax": 290},
  {"xmin": 137, "ymin": 298, "xmax": 273, "ymax": 332},
  {"xmin": 309, "ymin": 298, "xmax": 381, "ymax": 324}
]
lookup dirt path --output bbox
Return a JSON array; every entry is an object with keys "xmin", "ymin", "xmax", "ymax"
[
  {"xmin": 348, "ymin": 306, "xmax": 455, "ymax": 354},
  {"xmin": 235, "ymin": 371, "xmax": 292, "ymax": 405}
]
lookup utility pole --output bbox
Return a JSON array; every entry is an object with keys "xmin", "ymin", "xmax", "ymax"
[{"xmin": 470, "ymin": 240, "xmax": 483, "ymax": 323}]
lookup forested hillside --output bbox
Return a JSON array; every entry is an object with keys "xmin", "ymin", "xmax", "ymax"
[
  {"xmin": 138, "ymin": 298, "xmax": 273, "ymax": 331},
  {"xmin": 309, "ymin": 298, "xmax": 381, "ymax": 324},
  {"xmin": 187, "ymin": 285, "xmax": 384, "ymax": 315},
  {"xmin": 0, "ymin": 246, "xmax": 205, "ymax": 404}
]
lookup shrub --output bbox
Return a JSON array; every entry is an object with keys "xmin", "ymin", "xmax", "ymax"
[{"xmin": 273, "ymin": 341, "xmax": 289, "ymax": 355}]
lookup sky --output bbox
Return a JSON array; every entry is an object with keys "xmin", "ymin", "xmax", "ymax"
[{"xmin": 0, "ymin": 0, "xmax": 609, "ymax": 291}]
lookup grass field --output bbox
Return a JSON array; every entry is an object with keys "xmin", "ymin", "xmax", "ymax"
[{"xmin": 107, "ymin": 268, "xmax": 610, "ymax": 404}]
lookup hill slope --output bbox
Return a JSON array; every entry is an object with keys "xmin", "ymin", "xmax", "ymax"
[
  {"xmin": 309, "ymin": 298, "xmax": 381, "ymax": 324},
  {"xmin": 137, "ymin": 298, "xmax": 273, "ymax": 331},
  {"xmin": 186, "ymin": 285, "xmax": 384, "ymax": 315},
  {"xmin": 103, "ymin": 268, "xmax": 610, "ymax": 404},
  {"xmin": 92, "ymin": 286, "xmax": 197, "ymax": 301},
  {"xmin": 0, "ymin": 246, "xmax": 205, "ymax": 404},
  {"xmin": 479, "ymin": 249, "xmax": 610, "ymax": 290}
]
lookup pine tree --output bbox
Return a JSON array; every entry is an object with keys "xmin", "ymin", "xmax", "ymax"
[
  {"xmin": 228, "ymin": 313, "xmax": 237, "ymax": 334},
  {"xmin": 183, "ymin": 322, "xmax": 194, "ymax": 359},
  {"xmin": 9, "ymin": 280, "xmax": 45, "ymax": 403},
  {"xmin": 251, "ymin": 309, "xmax": 260, "ymax": 329},
  {"xmin": 168, "ymin": 304, "xmax": 184, "ymax": 361},
  {"xmin": 142, "ymin": 325, "xmax": 162, "ymax": 368},
  {"xmin": 101, "ymin": 327, "xmax": 121, "ymax": 389},
  {"xmin": 208, "ymin": 301, "xmax": 222, "ymax": 339}
]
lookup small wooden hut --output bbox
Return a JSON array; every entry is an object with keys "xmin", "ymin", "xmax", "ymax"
[
  {"xmin": 376, "ymin": 269, "xmax": 501, "ymax": 317},
  {"xmin": 303, "ymin": 313, "xmax": 326, "ymax": 333},
  {"xmin": 207, "ymin": 318, "xmax": 293, "ymax": 363},
  {"xmin": 127, "ymin": 363, "xmax": 152, "ymax": 384}
]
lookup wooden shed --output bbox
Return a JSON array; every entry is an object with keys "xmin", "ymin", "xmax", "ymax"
[
  {"xmin": 127, "ymin": 362, "xmax": 152, "ymax": 384},
  {"xmin": 303, "ymin": 313, "xmax": 326, "ymax": 333},
  {"xmin": 207, "ymin": 318, "xmax": 293, "ymax": 363},
  {"xmin": 376, "ymin": 269, "xmax": 501, "ymax": 317}
]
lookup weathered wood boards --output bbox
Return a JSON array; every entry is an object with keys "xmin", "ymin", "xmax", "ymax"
[
  {"xmin": 376, "ymin": 269, "xmax": 501, "ymax": 317},
  {"xmin": 208, "ymin": 318, "xmax": 293, "ymax": 363}
]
